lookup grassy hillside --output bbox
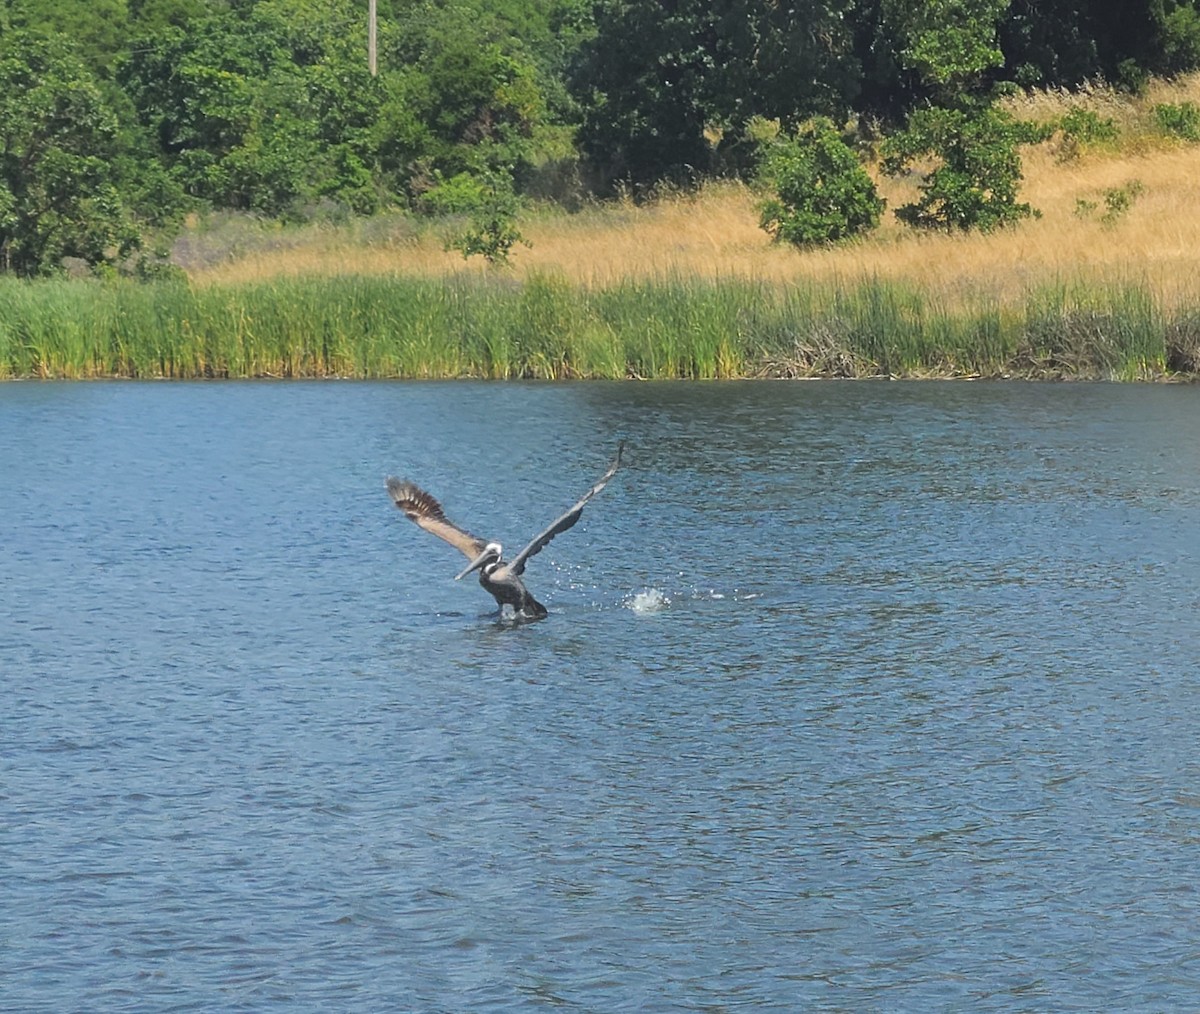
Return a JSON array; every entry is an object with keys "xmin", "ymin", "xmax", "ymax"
[{"xmin": 185, "ymin": 76, "xmax": 1200, "ymax": 313}]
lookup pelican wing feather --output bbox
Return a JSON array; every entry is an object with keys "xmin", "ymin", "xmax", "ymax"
[
  {"xmin": 507, "ymin": 442, "xmax": 624, "ymax": 577},
  {"xmin": 386, "ymin": 478, "xmax": 488, "ymax": 561}
]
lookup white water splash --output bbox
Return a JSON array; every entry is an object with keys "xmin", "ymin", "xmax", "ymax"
[{"xmin": 627, "ymin": 588, "xmax": 670, "ymax": 614}]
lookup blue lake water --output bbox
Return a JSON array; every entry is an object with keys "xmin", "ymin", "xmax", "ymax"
[{"xmin": 2, "ymin": 379, "xmax": 1199, "ymax": 1010}]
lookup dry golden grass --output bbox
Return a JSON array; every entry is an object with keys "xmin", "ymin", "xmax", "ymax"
[
  {"xmin": 1002, "ymin": 72, "xmax": 1200, "ymax": 142},
  {"xmin": 188, "ymin": 74, "xmax": 1200, "ymax": 312}
]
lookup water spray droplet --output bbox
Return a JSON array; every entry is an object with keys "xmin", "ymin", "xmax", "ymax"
[{"xmin": 627, "ymin": 588, "xmax": 670, "ymax": 613}]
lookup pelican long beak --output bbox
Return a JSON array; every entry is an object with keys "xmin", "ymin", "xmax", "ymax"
[{"xmin": 455, "ymin": 548, "xmax": 492, "ymax": 580}]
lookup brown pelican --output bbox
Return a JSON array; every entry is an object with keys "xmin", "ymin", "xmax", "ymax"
[{"xmin": 386, "ymin": 443, "xmax": 624, "ymax": 620}]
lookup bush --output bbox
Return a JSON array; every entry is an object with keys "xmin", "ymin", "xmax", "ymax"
[
  {"xmin": 1101, "ymin": 179, "xmax": 1145, "ymax": 224},
  {"xmin": 1074, "ymin": 180, "xmax": 1145, "ymax": 226},
  {"xmin": 448, "ymin": 171, "xmax": 529, "ymax": 266},
  {"xmin": 416, "ymin": 172, "xmax": 489, "ymax": 216},
  {"xmin": 1060, "ymin": 108, "xmax": 1119, "ymax": 145},
  {"xmin": 757, "ymin": 118, "xmax": 884, "ymax": 247},
  {"xmin": 1153, "ymin": 101, "xmax": 1200, "ymax": 141},
  {"xmin": 881, "ymin": 103, "xmax": 1047, "ymax": 232},
  {"xmin": 1056, "ymin": 107, "xmax": 1120, "ymax": 160}
]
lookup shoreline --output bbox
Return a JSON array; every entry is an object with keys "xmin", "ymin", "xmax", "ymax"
[{"xmin": 2, "ymin": 273, "xmax": 1197, "ymax": 383}]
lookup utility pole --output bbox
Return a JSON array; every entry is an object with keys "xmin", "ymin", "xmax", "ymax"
[{"xmin": 368, "ymin": 0, "xmax": 377, "ymax": 76}]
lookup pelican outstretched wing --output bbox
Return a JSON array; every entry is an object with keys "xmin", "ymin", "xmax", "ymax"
[
  {"xmin": 387, "ymin": 478, "xmax": 488, "ymax": 561},
  {"xmin": 507, "ymin": 442, "xmax": 624, "ymax": 577}
]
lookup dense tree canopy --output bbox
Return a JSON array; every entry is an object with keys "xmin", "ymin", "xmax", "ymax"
[
  {"xmin": 571, "ymin": 0, "xmax": 864, "ymax": 189},
  {"xmin": 0, "ymin": 28, "xmax": 140, "ymax": 274},
  {"xmin": 2, "ymin": 0, "xmax": 1200, "ymax": 272}
]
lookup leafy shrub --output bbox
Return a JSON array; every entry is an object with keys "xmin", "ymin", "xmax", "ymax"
[
  {"xmin": 881, "ymin": 104, "xmax": 1047, "ymax": 232},
  {"xmin": 416, "ymin": 172, "xmax": 489, "ymax": 216},
  {"xmin": 1055, "ymin": 107, "xmax": 1120, "ymax": 162},
  {"xmin": 1153, "ymin": 101, "xmax": 1200, "ymax": 141},
  {"xmin": 1115, "ymin": 58, "xmax": 1150, "ymax": 95},
  {"xmin": 757, "ymin": 118, "xmax": 884, "ymax": 247},
  {"xmin": 1062, "ymin": 107, "xmax": 1119, "ymax": 143},
  {"xmin": 448, "ymin": 171, "xmax": 529, "ymax": 266},
  {"xmin": 1075, "ymin": 180, "xmax": 1145, "ymax": 226},
  {"xmin": 1102, "ymin": 180, "xmax": 1144, "ymax": 223},
  {"xmin": 1065, "ymin": 108, "xmax": 1119, "ymax": 145}
]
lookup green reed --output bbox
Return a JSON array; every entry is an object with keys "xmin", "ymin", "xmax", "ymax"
[
  {"xmin": 1021, "ymin": 283, "xmax": 1167, "ymax": 379},
  {"xmin": 1, "ymin": 273, "xmax": 1197, "ymax": 380}
]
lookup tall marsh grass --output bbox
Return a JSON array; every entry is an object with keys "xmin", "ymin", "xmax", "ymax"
[{"xmin": 2, "ymin": 273, "xmax": 1196, "ymax": 380}]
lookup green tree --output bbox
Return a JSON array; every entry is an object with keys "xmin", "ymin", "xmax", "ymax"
[
  {"xmin": 120, "ymin": 0, "xmax": 384, "ymax": 215},
  {"xmin": 852, "ymin": 0, "xmax": 1007, "ymax": 116},
  {"xmin": 1160, "ymin": 2, "xmax": 1200, "ymax": 74},
  {"xmin": 0, "ymin": 29, "xmax": 139, "ymax": 275},
  {"xmin": 571, "ymin": 0, "xmax": 861, "ymax": 192},
  {"xmin": 881, "ymin": 104, "xmax": 1048, "ymax": 232},
  {"xmin": 5, "ymin": 0, "xmax": 132, "ymax": 79},
  {"xmin": 570, "ymin": 0, "xmax": 712, "ymax": 190},
  {"xmin": 841, "ymin": 0, "xmax": 1008, "ymax": 119},
  {"xmin": 894, "ymin": 0, "xmax": 1008, "ymax": 92},
  {"xmin": 384, "ymin": 1, "xmax": 557, "ymax": 196},
  {"xmin": 998, "ymin": 0, "xmax": 1200, "ymax": 89},
  {"xmin": 758, "ymin": 118, "xmax": 884, "ymax": 246},
  {"xmin": 127, "ymin": 0, "xmax": 212, "ymax": 35}
]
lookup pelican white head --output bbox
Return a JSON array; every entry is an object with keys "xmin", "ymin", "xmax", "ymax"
[{"xmin": 455, "ymin": 541, "xmax": 503, "ymax": 580}]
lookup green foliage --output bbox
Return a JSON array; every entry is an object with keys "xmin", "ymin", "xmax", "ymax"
[
  {"xmin": 1115, "ymin": 57, "xmax": 1150, "ymax": 94},
  {"xmin": 114, "ymin": 0, "xmax": 572, "ymax": 216},
  {"xmin": 449, "ymin": 173, "xmax": 530, "ymax": 265},
  {"xmin": 1153, "ymin": 101, "xmax": 1200, "ymax": 141},
  {"xmin": 1054, "ymin": 106, "xmax": 1120, "ymax": 162},
  {"xmin": 569, "ymin": 0, "xmax": 713, "ymax": 190},
  {"xmin": 881, "ymin": 103, "xmax": 1048, "ymax": 232},
  {"xmin": 119, "ymin": 0, "xmax": 385, "ymax": 217},
  {"xmin": 382, "ymin": 1, "xmax": 561, "ymax": 191},
  {"xmin": 416, "ymin": 173, "xmax": 489, "ymax": 217},
  {"xmin": 1102, "ymin": 179, "xmax": 1144, "ymax": 223},
  {"xmin": 757, "ymin": 118, "xmax": 884, "ymax": 247},
  {"xmin": 571, "ymin": 0, "xmax": 861, "ymax": 192},
  {"xmin": 998, "ymin": 2, "xmax": 1194, "ymax": 93},
  {"xmin": 855, "ymin": 0, "xmax": 1008, "ymax": 114},
  {"xmin": 893, "ymin": 0, "xmax": 1008, "ymax": 90},
  {"xmin": 1076, "ymin": 180, "xmax": 1145, "ymax": 225},
  {"xmin": 1161, "ymin": 4, "xmax": 1200, "ymax": 75},
  {"xmin": 0, "ymin": 29, "xmax": 140, "ymax": 275},
  {"xmin": 5, "ymin": 0, "xmax": 131, "ymax": 79},
  {"xmin": 127, "ymin": 0, "xmax": 211, "ymax": 35},
  {"xmin": 4, "ymin": 0, "xmax": 1200, "ymax": 239},
  {"xmin": 1060, "ymin": 107, "xmax": 1120, "ymax": 144}
]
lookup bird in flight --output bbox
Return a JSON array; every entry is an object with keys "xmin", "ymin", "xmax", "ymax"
[{"xmin": 386, "ymin": 443, "xmax": 624, "ymax": 620}]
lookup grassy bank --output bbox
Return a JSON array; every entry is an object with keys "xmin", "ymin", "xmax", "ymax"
[
  {"xmin": 4, "ymin": 75, "xmax": 1200, "ymax": 381},
  {"xmin": 2, "ymin": 273, "xmax": 1197, "ymax": 380}
]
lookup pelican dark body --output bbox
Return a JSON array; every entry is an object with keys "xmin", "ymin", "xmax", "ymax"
[{"xmin": 387, "ymin": 443, "xmax": 624, "ymax": 620}]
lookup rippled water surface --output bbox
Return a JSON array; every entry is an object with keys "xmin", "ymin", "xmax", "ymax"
[{"xmin": 3, "ymin": 380, "xmax": 1200, "ymax": 1010}]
